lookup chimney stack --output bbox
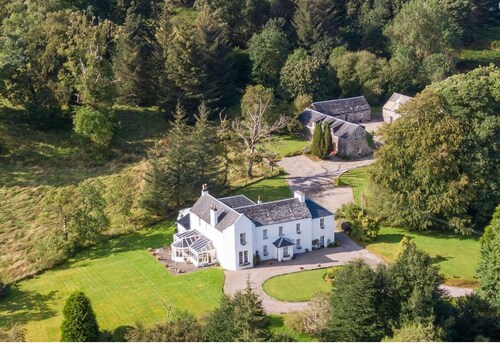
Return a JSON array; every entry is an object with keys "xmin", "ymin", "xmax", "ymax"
[
  {"xmin": 257, "ymin": 196, "xmax": 262, "ymax": 204},
  {"xmin": 201, "ymin": 183, "xmax": 208, "ymax": 196},
  {"xmin": 210, "ymin": 203, "xmax": 218, "ymax": 227},
  {"xmin": 294, "ymin": 190, "xmax": 305, "ymax": 203}
]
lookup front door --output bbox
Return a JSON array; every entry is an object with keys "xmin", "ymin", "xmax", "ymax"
[{"xmin": 320, "ymin": 236, "xmax": 324, "ymax": 248}]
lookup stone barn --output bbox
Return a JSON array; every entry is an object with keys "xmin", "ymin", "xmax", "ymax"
[
  {"xmin": 310, "ymin": 96, "xmax": 371, "ymax": 123},
  {"xmin": 382, "ymin": 93, "xmax": 413, "ymax": 123},
  {"xmin": 299, "ymin": 109, "xmax": 372, "ymax": 159}
]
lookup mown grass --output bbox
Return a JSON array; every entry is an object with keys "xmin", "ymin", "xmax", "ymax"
[
  {"xmin": 336, "ymin": 167, "xmax": 480, "ymax": 287},
  {"xmin": 366, "ymin": 227, "xmax": 480, "ymax": 287},
  {"xmin": 262, "ymin": 268, "xmax": 336, "ymax": 302},
  {"xmin": 0, "ymin": 222, "xmax": 225, "ymax": 341},
  {"xmin": 232, "ymin": 172, "xmax": 292, "ymax": 203},
  {"xmin": 263, "ymin": 135, "xmax": 310, "ymax": 158}
]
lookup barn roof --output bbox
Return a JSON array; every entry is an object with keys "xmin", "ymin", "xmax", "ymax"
[
  {"xmin": 383, "ymin": 93, "xmax": 413, "ymax": 112},
  {"xmin": 298, "ymin": 109, "xmax": 363, "ymax": 139},
  {"xmin": 311, "ymin": 96, "xmax": 370, "ymax": 116}
]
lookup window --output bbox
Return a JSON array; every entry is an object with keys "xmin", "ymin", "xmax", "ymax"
[
  {"xmin": 283, "ymin": 246, "xmax": 290, "ymax": 257},
  {"xmin": 320, "ymin": 218, "xmax": 325, "ymax": 229},
  {"xmin": 358, "ymin": 147, "xmax": 362, "ymax": 154},
  {"xmin": 263, "ymin": 245, "xmax": 268, "ymax": 256},
  {"xmin": 263, "ymin": 229, "xmax": 268, "ymax": 240},
  {"xmin": 279, "ymin": 226, "xmax": 283, "ymax": 236},
  {"xmin": 296, "ymin": 223, "xmax": 301, "ymax": 234},
  {"xmin": 320, "ymin": 236, "xmax": 325, "ymax": 247},
  {"xmin": 296, "ymin": 239, "xmax": 301, "ymax": 249},
  {"xmin": 240, "ymin": 233, "xmax": 246, "ymax": 245},
  {"xmin": 239, "ymin": 251, "xmax": 249, "ymax": 265}
]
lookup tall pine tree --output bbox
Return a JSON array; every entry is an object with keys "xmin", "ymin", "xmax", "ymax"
[
  {"xmin": 310, "ymin": 121, "xmax": 324, "ymax": 157},
  {"xmin": 60, "ymin": 291, "xmax": 99, "ymax": 342},
  {"xmin": 322, "ymin": 121, "xmax": 332, "ymax": 156}
]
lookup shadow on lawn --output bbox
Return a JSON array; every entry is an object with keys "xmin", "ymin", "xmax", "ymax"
[{"xmin": 0, "ymin": 287, "xmax": 58, "ymax": 328}]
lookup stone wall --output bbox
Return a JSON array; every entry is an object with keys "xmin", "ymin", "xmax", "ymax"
[{"xmin": 382, "ymin": 109, "xmax": 401, "ymax": 123}]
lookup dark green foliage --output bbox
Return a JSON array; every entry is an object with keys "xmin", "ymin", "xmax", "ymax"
[
  {"xmin": 125, "ymin": 311, "xmax": 204, "ymax": 342},
  {"xmin": 204, "ymin": 282, "xmax": 271, "ymax": 341},
  {"xmin": 389, "ymin": 239, "xmax": 444, "ymax": 327},
  {"xmin": 60, "ymin": 291, "xmax": 99, "ymax": 342},
  {"xmin": 310, "ymin": 122, "xmax": 324, "ymax": 158},
  {"xmin": 113, "ymin": 9, "xmax": 158, "ymax": 106},
  {"xmin": 280, "ymin": 55, "xmax": 336, "ymax": 101},
  {"xmin": 322, "ymin": 121, "xmax": 332, "ymax": 156},
  {"xmin": 322, "ymin": 259, "xmax": 385, "ymax": 341},
  {"xmin": 249, "ymin": 19, "xmax": 291, "ymax": 88},
  {"xmin": 477, "ymin": 205, "xmax": 500, "ymax": 310},
  {"xmin": 336, "ymin": 202, "xmax": 381, "ymax": 242},
  {"xmin": 448, "ymin": 294, "xmax": 500, "ymax": 341}
]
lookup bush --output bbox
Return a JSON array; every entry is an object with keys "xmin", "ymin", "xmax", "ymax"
[
  {"xmin": 73, "ymin": 106, "xmax": 114, "ymax": 147},
  {"xmin": 60, "ymin": 291, "xmax": 99, "ymax": 342},
  {"xmin": 336, "ymin": 203, "xmax": 381, "ymax": 242}
]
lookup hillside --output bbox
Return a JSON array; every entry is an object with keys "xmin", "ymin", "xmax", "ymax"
[{"xmin": 0, "ymin": 107, "xmax": 169, "ymax": 282}]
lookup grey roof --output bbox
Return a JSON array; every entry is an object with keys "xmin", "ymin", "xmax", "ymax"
[
  {"xmin": 219, "ymin": 195, "xmax": 255, "ymax": 208},
  {"xmin": 305, "ymin": 199, "xmax": 333, "ymax": 218},
  {"xmin": 190, "ymin": 194, "xmax": 241, "ymax": 231},
  {"xmin": 311, "ymin": 96, "xmax": 370, "ymax": 116},
  {"xmin": 176, "ymin": 215, "xmax": 191, "ymax": 230},
  {"xmin": 273, "ymin": 236, "xmax": 295, "ymax": 248},
  {"xmin": 175, "ymin": 229, "xmax": 200, "ymax": 240},
  {"xmin": 172, "ymin": 230, "xmax": 202, "ymax": 248},
  {"xmin": 234, "ymin": 198, "xmax": 311, "ymax": 226},
  {"xmin": 189, "ymin": 236, "xmax": 215, "ymax": 253},
  {"xmin": 299, "ymin": 109, "xmax": 363, "ymax": 139},
  {"xmin": 383, "ymin": 93, "xmax": 413, "ymax": 112}
]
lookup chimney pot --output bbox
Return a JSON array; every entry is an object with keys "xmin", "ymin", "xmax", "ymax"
[
  {"xmin": 210, "ymin": 203, "xmax": 218, "ymax": 226},
  {"xmin": 202, "ymin": 183, "xmax": 209, "ymax": 196},
  {"xmin": 294, "ymin": 190, "xmax": 305, "ymax": 203}
]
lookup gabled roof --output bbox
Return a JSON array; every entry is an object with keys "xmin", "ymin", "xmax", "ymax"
[
  {"xmin": 311, "ymin": 96, "xmax": 370, "ymax": 116},
  {"xmin": 273, "ymin": 236, "xmax": 295, "ymax": 248},
  {"xmin": 305, "ymin": 199, "xmax": 333, "ymax": 219},
  {"xmin": 234, "ymin": 198, "xmax": 311, "ymax": 227},
  {"xmin": 298, "ymin": 109, "xmax": 364, "ymax": 140},
  {"xmin": 383, "ymin": 93, "xmax": 413, "ymax": 112},
  {"xmin": 176, "ymin": 215, "xmax": 191, "ymax": 230},
  {"xmin": 189, "ymin": 236, "xmax": 215, "ymax": 253},
  {"xmin": 173, "ymin": 230, "xmax": 202, "ymax": 248},
  {"xmin": 219, "ymin": 195, "xmax": 255, "ymax": 208},
  {"xmin": 190, "ymin": 194, "xmax": 241, "ymax": 231}
]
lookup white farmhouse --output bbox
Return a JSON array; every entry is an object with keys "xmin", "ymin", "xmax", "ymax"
[{"xmin": 171, "ymin": 185, "xmax": 335, "ymax": 271}]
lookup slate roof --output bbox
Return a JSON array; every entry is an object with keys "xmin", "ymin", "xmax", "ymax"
[
  {"xmin": 190, "ymin": 194, "xmax": 241, "ymax": 231},
  {"xmin": 298, "ymin": 109, "xmax": 363, "ymax": 139},
  {"xmin": 219, "ymin": 195, "xmax": 255, "ymax": 208},
  {"xmin": 234, "ymin": 198, "xmax": 311, "ymax": 226},
  {"xmin": 383, "ymin": 93, "xmax": 413, "ymax": 112},
  {"xmin": 176, "ymin": 215, "xmax": 191, "ymax": 230},
  {"xmin": 273, "ymin": 236, "xmax": 295, "ymax": 248},
  {"xmin": 305, "ymin": 199, "xmax": 333, "ymax": 219},
  {"xmin": 311, "ymin": 96, "xmax": 370, "ymax": 116}
]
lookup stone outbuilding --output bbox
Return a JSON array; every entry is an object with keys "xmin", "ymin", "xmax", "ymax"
[
  {"xmin": 299, "ymin": 108, "xmax": 372, "ymax": 159},
  {"xmin": 310, "ymin": 96, "xmax": 371, "ymax": 123},
  {"xmin": 382, "ymin": 93, "xmax": 413, "ymax": 123}
]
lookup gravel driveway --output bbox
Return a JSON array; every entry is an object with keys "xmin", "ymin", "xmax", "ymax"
[{"xmin": 223, "ymin": 155, "xmax": 473, "ymax": 313}]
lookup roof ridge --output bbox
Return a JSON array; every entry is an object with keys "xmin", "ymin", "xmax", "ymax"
[
  {"xmin": 312, "ymin": 96, "xmax": 366, "ymax": 105},
  {"xmin": 306, "ymin": 109, "xmax": 362, "ymax": 129},
  {"xmin": 202, "ymin": 193, "xmax": 240, "ymax": 215},
  {"xmin": 234, "ymin": 197, "xmax": 298, "ymax": 211}
]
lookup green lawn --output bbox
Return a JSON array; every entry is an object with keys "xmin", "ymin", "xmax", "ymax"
[
  {"xmin": 0, "ymin": 222, "xmax": 225, "ymax": 341},
  {"xmin": 263, "ymin": 135, "xmax": 310, "ymax": 158},
  {"xmin": 458, "ymin": 26, "xmax": 500, "ymax": 67},
  {"xmin": 336, "ymin": 166, "xmax": 480, "ymax": 287},
  {"xmin": 269, "ymin": 314, "xmax": 315, "ymax": 341},
  {"xmin": 233, "ymin": 173, "xmax": 292, "ymax": 203},
  {"xmin": 262, "ymin": 268, "xmax": 335, "ymax": 302},
  {"xmin": 366, "ymin": 227, "xmax": 480, "ymax": 287},
  {"xmin": 336, "ymin": 166, "xmax": 370, "ymax": 204}
]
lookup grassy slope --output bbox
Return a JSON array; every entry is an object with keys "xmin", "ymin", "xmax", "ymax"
[
  {"xmin": 337, "ymin": 167, "xmax": 480, "ymax": 287},
  {"xmin": 0, "ymin": 222, "xmax": 225, "ymax": 341},
  {"xmin": 458, "ymin": 26, "xmax": 500, "ymax": 67},
  {"xmin": 263, "ymin": 135, "xmax": 310, "ymax": 158},
  {"xmin": 262, "ymin": 268, "xmax": 335, "ymax": 302},
  {"xmin": 232, "ymin": 173, "xmax": 292, "ymax": 203},
  {"xmin": 269, "ymin": 315, "xmax": 315, "ymax": 341},
  {"xmin": 0, "ymin": 107, "xmax": 169, "ymax": 282}
]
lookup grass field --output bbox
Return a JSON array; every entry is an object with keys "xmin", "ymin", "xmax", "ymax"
[
  {"xmin": 336, "ymin": 167, "xmax": 481, "ymax": 286},
  {"xmin": 232, "ymin": 173, "xmax": 292, "ymax": 203},
  {"xmin": 0, "ymin": 222, "xmax": 225, "ymax": 341},
  {"xmin": 458, "ymin": 26, "xmax": 500, "ymax": 67},
  {"xmin": 263, "ymin": 135, "xmax": 310, "ymax": 158},
  {"xmin": 366, "ymin": 227, "xmax": 480, "ymax": 287},
  {"xmin": 335, "ymin": 166, "xmax": 370, "ymax": 204},
  {"xmin": 262, "ymin": 268, "xmax": 335, "ymax": 302}
]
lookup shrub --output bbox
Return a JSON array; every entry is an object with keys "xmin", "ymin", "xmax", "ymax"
[
  {"xmin": 73, "ymin": 106, "xmax": 114, "ymax": 147},
  {"xmin": 60, "ymin": 291, "xmax": 99, "ymax": 342}
]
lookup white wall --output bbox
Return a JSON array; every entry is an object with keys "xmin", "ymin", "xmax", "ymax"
[
  {"xmin": 312, "ymin": 215, "xmax": 335, "ymax": 247},
  {"xmin": 224, "ymin": 215, "xmax": 255, "ymax": 270}
]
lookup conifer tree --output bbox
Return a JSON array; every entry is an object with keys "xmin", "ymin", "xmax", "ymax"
[
  {"xmin": 113, "ymin": 7, "xmax": 158, "ymax": 106},
  {"xmin": 322, "ymin": 121, "xmax": 332, "ymax": 156},
  {"xmin": 310, "ymin": 121, "xmax": 323, "ymax": 157},
  {"xmin": 60, "ymin": 291, "xmax": 99, "ymax": 342}
]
